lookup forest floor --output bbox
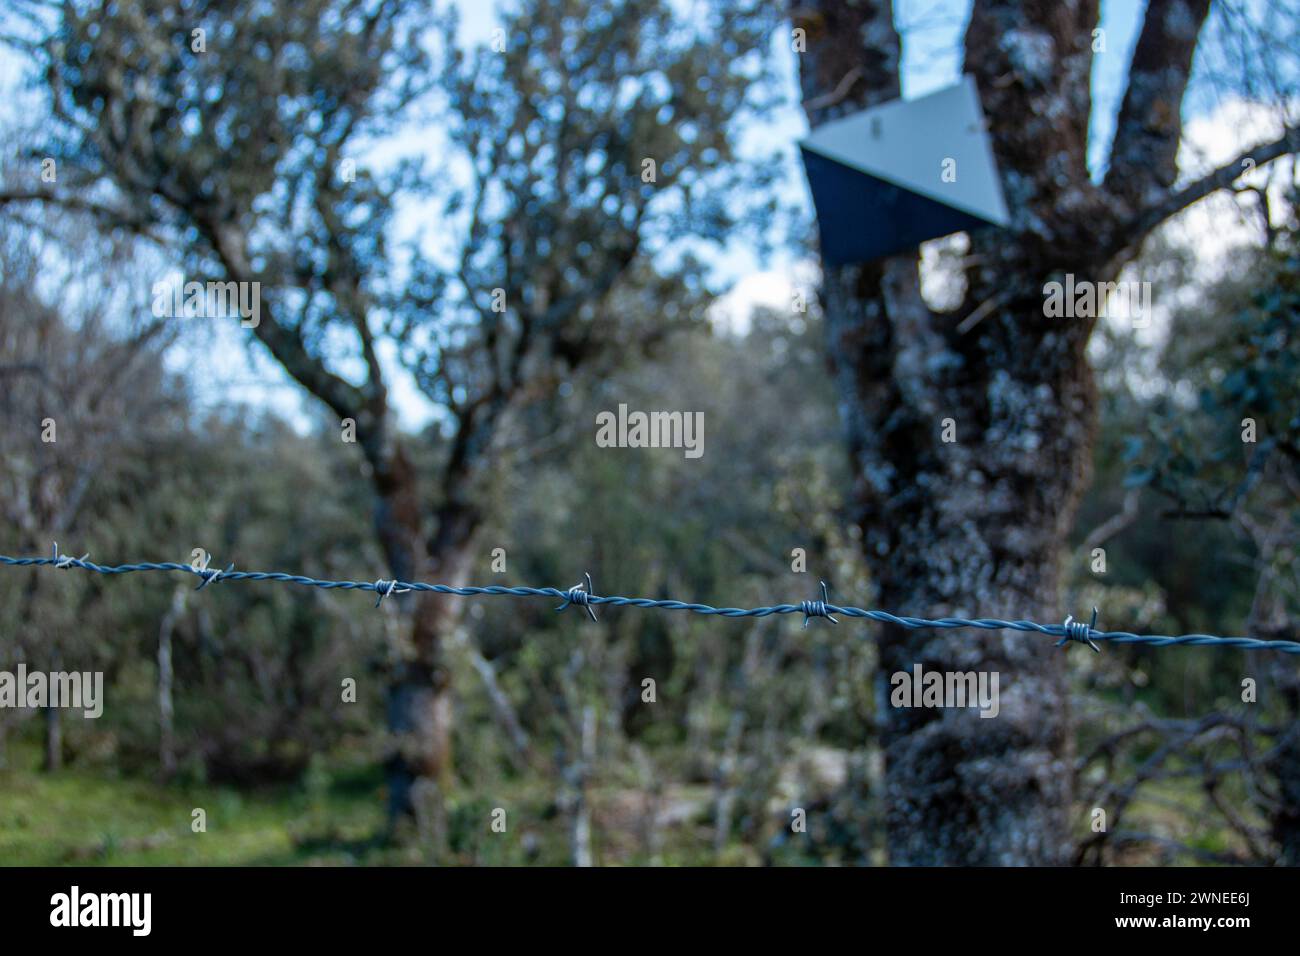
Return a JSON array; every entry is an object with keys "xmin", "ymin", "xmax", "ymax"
[
  {"xmin": 0, "ymin": 738, "xmax": 1254, "ymax": 865},
  {"xmin": 1, "ymin": 740, "xmax": 387, "ymax": 865},
  {"xmin": 0, "ymin": 739, "xmax": 724, "ymax": 865}
]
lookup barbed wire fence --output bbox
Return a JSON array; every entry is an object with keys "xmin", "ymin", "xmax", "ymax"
[{"xmin": 3, "ymin": 545, "xmax": 1299, "ymax": 654}]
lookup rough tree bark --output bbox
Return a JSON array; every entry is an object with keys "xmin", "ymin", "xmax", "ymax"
[{"xmin": 794, "ymin": 0, "xmax": 1289, "ymax": 863}]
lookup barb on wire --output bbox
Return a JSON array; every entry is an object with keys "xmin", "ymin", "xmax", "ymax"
[
  {"xmin": 195, "ymin": 561, "xmax": 235, "ymax": 591},
  {"xmin": 51, "ymin": 542, "xmax": 88, "ymax": 569},
  {"xmin": 2, "ymin": 550, "xmax": 1299, "ymax": 654},
  {"xmin": 555, "ymin": 572, "xmax": 598, "ymax": 622},
  {"xmin": 373, "ymin": 578, "xmax": 404, "ymax": 608},
  {"xmin": 1057, "ymin": 607, "xmax": 1101, "ymax": 653},
  {"xmin": 800, "ymin": 580, "xmax": 837, "ymax": 628}
]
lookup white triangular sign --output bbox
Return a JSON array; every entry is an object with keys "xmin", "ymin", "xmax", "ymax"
[{"xmin": 801, "ymin": 75, "xmax": 1010, "ymax": 229}]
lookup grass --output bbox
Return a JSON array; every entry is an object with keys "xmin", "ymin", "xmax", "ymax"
[
  {"xmin": 0, "ymin": 740, "xmax": 387, "ymax": 865},
  {"xmin": 0, "ymin": 739, "xmax": 710, "ymax": 866},
  {"xmin": 2, "ymin": 734, "xmax": 1265, "ymax": 866}
]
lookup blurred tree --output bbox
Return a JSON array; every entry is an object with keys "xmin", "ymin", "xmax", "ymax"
[
  {"xmin": 0, "ymin": 204, "xmax": 176, "ymax": 771},
  {"xmin": 793, "ymin": 0, "xmax": 1300, "ymax": 863},
  {"xmin": 0, "ymin": 195, "xmax": 381, "ymax": 785},
  {"xmin": 469, "ymin": 303, "xmax": 871, "ymax": 863},
  {"xmin": 3, "ymin": 0, "xmax": 775, "ymax": 820},
  {"xmin": 1119, "ymin": 199, "xmax": 1300, "ymax": 863}
]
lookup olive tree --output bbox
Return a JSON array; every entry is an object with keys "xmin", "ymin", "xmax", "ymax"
[{"xmin": 3, "ymin": 0, "xmax": 774, "ymax": 818}]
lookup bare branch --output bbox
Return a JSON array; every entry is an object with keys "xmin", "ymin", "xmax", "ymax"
[
  {"xmin": 1081, "ymin": 489, "xmax": 1140, "ymax": 552},
  {"xmin": 1104, "ymin": 0, "xmax": 1214, "ymax": 212},
  {"xmin": 801, "ymin": 66, "xmax": 864, "ymax": 112},
  {"xmin": 201, "ymin": 217, "xmax": 369, "ymax": 427},
  {"xmin": 1119, "ymin": 127, "xmax": 1300, "ymax": 253},
  {"xmin": 0, "ymin": 189, "xmax": 166, "ymax": 244}
]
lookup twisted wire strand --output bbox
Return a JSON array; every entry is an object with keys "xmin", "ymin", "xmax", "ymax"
[{"xmin": 2, "ymin": 552, "xmax": 1299, "ymax": 654}]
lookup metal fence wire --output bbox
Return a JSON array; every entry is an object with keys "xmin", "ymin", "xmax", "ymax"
[{"xmin": 2, "ymin": 546, "xmax": 1299, "ymax": 654}]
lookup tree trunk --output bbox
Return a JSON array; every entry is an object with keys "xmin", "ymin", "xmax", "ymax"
[
  {"xmin": 158, "ymin": 627, "xmax": 175, "ymax": 779},
  {"xmin": 385, "ymin": 584, "xmax": 468, "ymax": 822},
  {"xmin": 158, "ymin": 585, "xmax": 185, "ymax": 781},
  {"xmin": 374, "ymin": 440, "xmax": 480, "ymax": 822},
  {"xmin": 43, "ymin": 704, "xmax": 62, "ymax": 772},
  {"xmin": 570, "ymin": 704, "xmax": 596, "ymax": 867},
  {"xmin": 873, "ymin": 529, "xmax": 1074, "ymax": 865},
  {"xmin": 795, "ymin": 0, "xmax": 1102, "ymax": 864},
  {"xmin": 821, "ymin": 267, "xmax": 1082, "ymax": 864}
]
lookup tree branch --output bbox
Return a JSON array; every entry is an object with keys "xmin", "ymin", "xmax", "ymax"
[
  {"xmin": 1081, "ymin": 489, "xmax": 1140, "ymax": 552},
  {"xmin": 0, "ymin": 189, "xmax": 165, "ymax": 244},
  {"xmin": 201, "ymin": 216, "xmax": 369, "ymax": 427},
  {"xmin": 1121, "ymin": 127, "xmax": 1300, "ymax": 250},
  {"xmin": 1104, "ymin": 0, "xmax": 1213, "ymax": 212},
  {"xmin": 794, "ymin": 0, "xmax": 899, "ymax": 128}
]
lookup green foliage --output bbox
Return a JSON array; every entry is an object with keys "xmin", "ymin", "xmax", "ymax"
[
  {"xmin": 6, "ymin": 0, "xmax": 1298, "ymax": 868},
  {"xmin": 1125, "ymin": 206, "xmax": 1300, "ymax": 522}
]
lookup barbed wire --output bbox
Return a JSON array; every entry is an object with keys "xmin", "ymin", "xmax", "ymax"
[{"xmin": 3, "ymin": 546, "xmax": 1299, "ymax": 654}]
